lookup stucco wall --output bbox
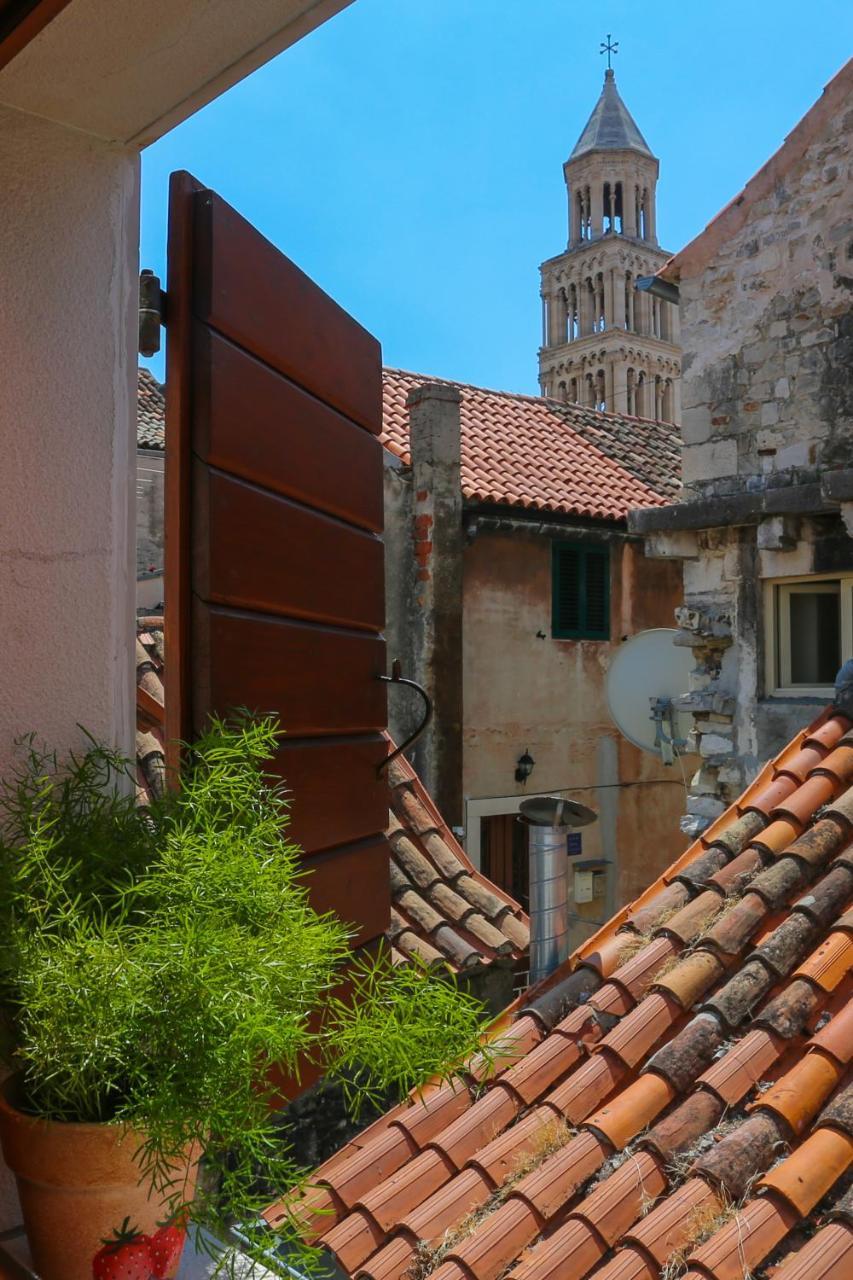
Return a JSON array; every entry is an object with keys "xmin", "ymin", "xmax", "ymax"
[
  {"xmin": 462, "ymin": 529, "xmax": 691, "ymax": 945},
  {"xmin": 656, "ymin": 75, "xmax": 853, "ymax": 829},
  {"xmin": 0, "ymin": 106, "xmax": 138, "ymax": 778}
]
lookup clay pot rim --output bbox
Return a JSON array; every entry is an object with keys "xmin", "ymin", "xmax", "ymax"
[{"xmin": 0, "ymin": 1075, "xmax": 144, "ymax": 1138}]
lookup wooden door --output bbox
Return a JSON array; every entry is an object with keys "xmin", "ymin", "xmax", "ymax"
[
  {"xmin": 164, "ymin": 172, "xmax": 389, "ymax": 949},
  {"xmin": 481, "ymin": 814, "xmax": 529, "ymax": 910}
]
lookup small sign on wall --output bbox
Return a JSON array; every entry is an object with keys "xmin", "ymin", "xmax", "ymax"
[
  {"xmin": 567, "ymin": 832, "xmax": 583, "ymax": 856},
  {"xmin": 573, "ymin": 858, "xmax": 609, "ymax": 905}
]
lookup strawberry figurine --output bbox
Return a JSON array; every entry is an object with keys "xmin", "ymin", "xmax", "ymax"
[
  {"xmin": 92, "ymin": 1218, "xmax": 154, "ymax": 1280},
  {"xmin": 147, "ymin": 1217, "xmax": 187, "ymax": 1279}
]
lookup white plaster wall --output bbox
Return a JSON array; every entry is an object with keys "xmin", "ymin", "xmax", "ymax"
[{"xmin": 0, "ymin": 106, "xmax": 139, "ymax": 782}]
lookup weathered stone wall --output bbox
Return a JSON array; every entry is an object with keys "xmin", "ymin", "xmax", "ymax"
[
  {"xmin": 659, "ymin": 80, "xmax": 853, "ymax": 835},
  {"xmin": 679, "ymin": 110, "xmax": 853, "ymax": 498}
]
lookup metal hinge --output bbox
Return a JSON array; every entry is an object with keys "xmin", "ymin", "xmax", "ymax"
[{"xmin": 138, "ymin": 269, "xmax": 166, "ymax": 357}]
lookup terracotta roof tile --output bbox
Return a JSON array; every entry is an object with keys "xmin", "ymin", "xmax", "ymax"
[
  {"xmin": 381, "ymin": 368, "xmax": 679, "ymax": 522},
  {"xmin": 386, "ymin": 750, "xmax": 528, "ymax": 974},
  {"xmin": 278, "ymin": 706, "xmax": 853, "ymax": 1278},
  {"xmin": 137, "ymin": 368, "xmax": 165, "ymax": 449}
]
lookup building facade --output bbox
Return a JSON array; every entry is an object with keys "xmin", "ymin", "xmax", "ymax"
[
  {"xmin": 383, "ymin": 372, "xmax": 693, "ymax": 949},
  {"xmin": 538, "ymin": 69, "xmax": 681, "ymax": 422},
  {"xmin": 631, "ymin": 59, "xmax": 853, "ymax": 836}
]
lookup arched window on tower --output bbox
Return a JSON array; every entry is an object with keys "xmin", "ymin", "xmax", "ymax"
[
  {"xmin": 635, "ymin": 371, "xmax": 646, "ymax": 418},
  {"xmin": 663, "ymin": 378, "xmax": 674, "ymax": 423},
  {"xmin": 585, "ymin": 372, "xmax": 595, "ymax": 408},
  {"xmin": 654, "ymin": 374, "xmax": 663, "ymax": 421},
  {"xmin": 624, "ymin": 272, "xmax": 633, "ymax": 329},
  {"xmin": 626, "ymin": 368, "xmax": 635, "ymax": 416},
  {"xmin": 595, "ymin": 368, "xmax": 606, "ymax": 411},
  {"xmin": 557, "ymin": 380, "xmax": 567, "ymax": 402},
  {"xmin": 639, "ymin": 188, "xmax": 648, "ymax": 240},
  {"xmin": 569, "ymin": 376, "xmax": 579, "ymax": 403},
  {"xmin": 577, "ymin": 185, "xmax": 592, "ymax": 240},
  {"xmin": 594, "ymin": 272, "xmax": 605, "ymax": 332},
  {"xmin": 660, "ymin": 301, "xmax": 671, "ymax": 342},
  {"xmin": 567, "ymin": 283, "xmax": 579, "ymax": 341}
]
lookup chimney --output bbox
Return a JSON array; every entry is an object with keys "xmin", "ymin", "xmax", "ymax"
[
  {"xmin": 406, "ymin": 383, "xmax": 463, "ymax": 826},
  {"xmin": 520, "ymin": 796, "xmax": 597, "ymax": 984}
]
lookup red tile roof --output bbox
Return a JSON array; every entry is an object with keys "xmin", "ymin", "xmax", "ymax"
[
  {"xmin": 387, "ymin": 753, "xmax": 528, "ymax": 974},
  {"xmin": 133, "ymin": 623, "xmax": 526, "ymax": 975},
  {"xmin": 135, "ymin": 367, "xmax": 679, "ymax": 522},
  {"xmin": 273, "ymin": 707, "xmax": 853, "ymax": 1280},
  {"xmin": 382, "ymin": 369, "xmax": 680, "ymax": 521},
  {"xmin": 137, "ymin": 368, "xmax": 165, "ymax": 449}
]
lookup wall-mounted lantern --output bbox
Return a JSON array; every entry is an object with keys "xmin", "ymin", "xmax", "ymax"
[{"xmin": 515, "ymin": 749, "xmax": 535, "ymax": 785}]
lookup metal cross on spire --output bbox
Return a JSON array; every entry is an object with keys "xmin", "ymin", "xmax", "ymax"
[{"xmin": 600, "ymin": 34, "xmax": 619, "ymax": 70}]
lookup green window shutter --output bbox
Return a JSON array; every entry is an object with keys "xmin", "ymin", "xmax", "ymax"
[
  {"xmin": 552, "ymin": 542, "xmax": 610, "ymax": 639},
  {"xmin": 552, "ymin": 544, "xmax": 581, "ymax": 634},
  {"xmin": 584, "ymin": 547, "xmax": 610, "ymax": 637}
]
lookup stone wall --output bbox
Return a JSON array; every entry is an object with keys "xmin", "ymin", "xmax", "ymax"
[{"xmin": 641, "ymin": 69, "xmax": 853, "ymax": 836}]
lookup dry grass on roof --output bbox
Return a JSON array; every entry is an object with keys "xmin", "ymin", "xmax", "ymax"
[{"xmin": 406, "ymin": 1119, "xmax": 577, "ymax": 1280}]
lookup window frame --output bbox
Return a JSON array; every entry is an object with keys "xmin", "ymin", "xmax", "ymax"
[
  {"xmin": 551, "ymin": 540, "xmax": 611, "ymax": 641},
  {"xmin": 763, "ymin": 572, "xmax": 853, "ymax": 697}
]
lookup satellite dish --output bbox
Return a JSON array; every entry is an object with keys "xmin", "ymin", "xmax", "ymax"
[
  {"xmin": 519, "ymin": 795, "xmax": 598, "ymax": 829},
  {"xmin": 606, "ymin": 628, "xmax": 694, "ymax": 763}
]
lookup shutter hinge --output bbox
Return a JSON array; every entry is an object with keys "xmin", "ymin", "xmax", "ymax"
[{"xmin": 138, "ymin": 269, "xmax": 167, "ymax": 357}]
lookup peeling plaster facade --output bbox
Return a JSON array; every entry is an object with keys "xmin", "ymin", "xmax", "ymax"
[
  {"xmin": 385, "ymin": 386, "xmax": 692, "ymax": 951},
  {"xmin": 631, "ymin": 60, "xmax": 853, "ymax": 837}
]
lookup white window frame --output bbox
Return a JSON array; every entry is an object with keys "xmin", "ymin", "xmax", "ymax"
[{"xmin": 764, "ymin": 572, "xmax": 853, "ymax": 697}]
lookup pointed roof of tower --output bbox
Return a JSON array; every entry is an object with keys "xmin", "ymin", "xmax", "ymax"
[{"xmin": 569, "ymin": 68, "xmax": 654, "ymax": 160}]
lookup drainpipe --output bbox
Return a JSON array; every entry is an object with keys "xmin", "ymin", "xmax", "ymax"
[{"xmin": 520, "ymin": 795, "xmax": 598, "ymax": 985}]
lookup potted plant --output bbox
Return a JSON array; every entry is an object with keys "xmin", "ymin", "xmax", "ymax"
[{"xmin": 0, "ymin": 716, "xmax": 489, "ymax": 1279}]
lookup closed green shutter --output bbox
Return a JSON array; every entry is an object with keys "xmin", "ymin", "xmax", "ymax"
[{"xmin": 551, "ymin": 542, "xmax": 610, "ymax": 639}]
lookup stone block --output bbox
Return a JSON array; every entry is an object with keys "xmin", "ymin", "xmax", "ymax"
[
  {"xmin": 760, "ymin": 401, "xmax": 779, "ymax": 426},
  {"xmin": 683, "ymin": 439, "xmax": 738, "ymax": 487},
  {"xmin": 699, "ymin": 732, "xmax": 736, "ymax": 758},
  {"xmin": 686, "ymin": 793, "xmax": 727, "ymax": 819},
  {"xmin": 757, "ymin": 515, "xmax": 799, "ymax": 551},
  {"xmin": 644, "ymin": 531, "xmax": 699, "ymax": 561},
  {"xmin": 681, "ymin": 813, "xmax": 711, "ymax": 839},
  {"xmin": 774, "ymin": 376, "xmax": 790, "ymax": 398}
]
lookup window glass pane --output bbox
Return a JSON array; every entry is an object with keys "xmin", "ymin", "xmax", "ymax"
[{"xmin": 789, "ymin": 589, "xmax": 840, "ymax": 684}]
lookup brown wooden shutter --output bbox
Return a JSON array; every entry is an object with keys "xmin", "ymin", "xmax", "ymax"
[{"xmin": 164, "ymin": 171, "xmax": 389, "ymax": 949}]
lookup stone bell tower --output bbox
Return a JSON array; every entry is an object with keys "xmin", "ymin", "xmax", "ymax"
[{"xmin": 538, "ymin": 63, "xmax": 681, "ymax": 423}]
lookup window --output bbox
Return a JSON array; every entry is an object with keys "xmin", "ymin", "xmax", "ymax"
[
  {"xmin": 552, "ymin": 542, "xmax": 610, "ymax": 639},
  {"xmin": 765, "ymin": 574, "xmax": 853, "ymax": 695}
]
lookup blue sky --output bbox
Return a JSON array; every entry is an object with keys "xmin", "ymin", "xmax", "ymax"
[{"xmin": 140, "ymin": 0, "xmax": 853, "ymax": 394}]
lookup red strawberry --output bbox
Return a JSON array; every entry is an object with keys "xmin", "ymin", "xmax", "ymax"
[
  {"xmin": 92, "ymin": 1217, "xmax": 154, "ymax": 1280},
  {"xmin": 147, "ymin": 1220, "xmax": 186, "ymax": 1279}
]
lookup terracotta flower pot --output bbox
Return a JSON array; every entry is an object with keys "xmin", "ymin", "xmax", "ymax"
[{"xmin": 0, "ymin": 1082, "xmax": 199, "ymax": 1280}]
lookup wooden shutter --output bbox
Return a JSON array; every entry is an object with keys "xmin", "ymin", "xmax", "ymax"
[
  {"xmin": 164, "ymin": 171, "xmax": 389, "ymax": 948},
  {"xmin": 552, "ymin": 542, "xmax": 610, "ymax": 639},
  {"xmin": 584, "ymin": 547, "xmax": 610, "ymax": 637}
]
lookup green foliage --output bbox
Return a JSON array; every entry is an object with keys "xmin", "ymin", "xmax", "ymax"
[{"xmin": 0, "ymin": 715, "xmax": 490, "ymax": 1275}]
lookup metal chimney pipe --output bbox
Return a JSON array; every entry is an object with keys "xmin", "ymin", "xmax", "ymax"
[
  {"xmin": 520, "ymin": 794, "xmax": 598, "ymax": 986},
  {"xmin": 526, "ymin": 819, "xmax": 570, "ymax": 984}
]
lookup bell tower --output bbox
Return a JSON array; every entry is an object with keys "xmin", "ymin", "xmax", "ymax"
[{"xmin": 538, "ymin": 47, "xmax": 681, "ymax": 423}]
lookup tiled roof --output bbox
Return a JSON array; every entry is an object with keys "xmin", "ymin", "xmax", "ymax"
[
  {"xmin": 135, "ymin": 618, "xmax": 166, "ymax": 805},
  {"xmin": 133, "ymin": 627, "xmax": 526, "ymax": 974},
  {"xmin": 382, "ymin": 369, "xmax": 679, "ymax": 522},
  {"xmin": 134, "ymin": 367, "xmax": 679, "ymax": 520},
  {"xmin": 272, "ymin": 707, "xmax": 853, "ymax": 1280},
  {"xmin": 387, "ymin": 753, "xmax": 528, "ymax": 974},
  {"xmin": 569, "ymin": 70, "xmax": 655, "ymax": 162},
  {"xmin": 137, "ymin": 368, "xmax": 165, "ymax": 449}
]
